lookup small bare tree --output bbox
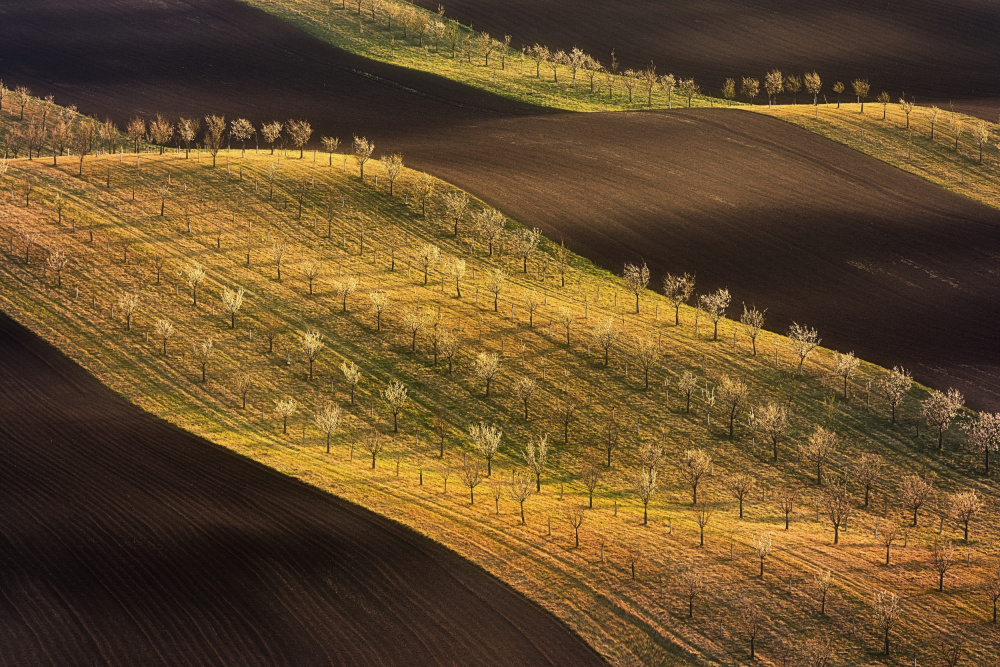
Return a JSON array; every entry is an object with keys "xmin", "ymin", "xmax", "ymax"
[
  {"xmin": 800, "ymin": 426, "xmax": 837, "ymax": 485},
  {"xmin": 340, "ymin": 360, "xmax": 362, "ymax": 404},
  {"xmin": 473, "ymin": 351, "xmax": 502, "ymax": 397},
  {"xmin": 872, "ymin": 589, "xmax": 901, "ymax": 656},
  {"xmin": 678, "ymin": 565, "xmax": 704, "ymax": 617},
  {"xmin": 984, "ymin": 575, "xmax": 1000, "ymax": 624},
  {"xmin": 814, "ymin": 568, "xmax": 833, "ymax": 614},
  {"xmin": 192, "ymin": 337, "xmax": 215, "ymax": 382},
  {"xmin": 948, "ymin": 489, "xmax": 983, "ymax": 541},
  {"xmin": 299, "ymin": 329, "xmax": 324, "ymax": 379},
  {"xmin": 602, "ymin": 411, "xmax": 620, "ymax": 467},
  {"xmin": 353, "ymin": 136, "xmax": 374, "ymax": 179},
  {"xmin": 362, "ymin": 427, "xmax": 384, "ymax": 469},
  {"xmin": 314, "ymin": 403, "xmax": 343, "ymax": 454},
  {"xmin": 677, "ymin": 371, "xmax": 699, "ymax": 413},
  {"xmin": 964, "ymin": 412, "xmax": 1000, "ymax": 474},
  {"xmin": 565, "ymin": 506, "xmax": 585, "ymax": 548},
  {"xmin": 622, "ymin": 261, "xmax": 649, "ymax": 314},
  {"xmin": 183, "ymin": 262, "xmax": 206, "ymax": 306},
  {"xmin": 853, "ymin": 453, "xmax": 883, "ymax": 507},
  {"xmin": 632, "ymin": 336, "xmax": 657, "ymax": 390},
  {"xmin": 852, "ymin": 79, "xmax": 871, "ymax": 111},
  {"xmin": 509, "ymin": 470, "xmax": 533, "ymax": 523},
  {"xmin": 757, "ymin": 402, "xmax": 788, "ymax": 462},
  {"xmin": 273, "ymin": 397, "xmax": 297, "ymax": 434},
  {"xmin": 230, "ymin": 118, "xmax": 254, "ymax": 156},
  {"xmin": 369, "ymin": 291, "xmax": 389, "ymax": 332},
  {"xmin": 775, "ymin": 488, "xmax": 795, "ymax": 529},
  {"xmin": 333, "ymin": 275, "xmax": 359, "ymax": 312},
  {"xmin": 581, "ymin": 462, "xmax": 602, "ymax": 508},
  {"xmin": 445, "ymin": 257, "xmax": 466, "ymax": 297},
  {"xmin": 901, "ymin": 473, "xmax": 935, "ymax": 526},
  {"xmin": 681, "ymin": 449, "xmax": 712, "ymax": 504},
  {"xmin": 633, "ymin": 466, "xmax": 657, "ymax": 525},
  {"xmin": 154, "ymin": 319, "xmax": 175, "ymax": 355},
  {"xmin": 692, "ymin": 504, "xmax": 713, "ymax": 547},
  {"xmin": 725, "ymin": 472, "xmax": 756, "ymax": 518},
  {"xmin": 737, "ymin": 596, "xmax": 765, "ymax": 660},
  {"xmin": 270, "ymin": 241, "xmax": 287, "ymax": 281},
  {"xmin": 663, "ymin": 273, "xmax": 695, "ymax": 325},
  {"xmin": 47, "ymin": 250, "xmax": 70, "ymax": 287},
  {"xmin": 877, "ymin": 366, "xmax": 912, "ymax": 425},
  {"xmin": 203, "ymin": 114, "xmax": 226, "ymax": 166},
  {"xmin": 920, "ymin": 388, "xmax": 964, "ymax": 450},
  {"xmin": 834, "ymin": 351, "xmax": 860, "ymax": 400},
  {"xmin": 557, "ymin": 308, "xmax": 574, "ymax": 345},
  {"xmin": 522, "ymin": 291, "xmax": 541, "ymax": 328},
  {"xmin": 469, "ymin": 421, "xmax": 502, "ymax": 476},
  {"xmin": 590, "ymin": 318, "xmax": 620, "ymax": 367},
  {"xmin": 475, "ymin": 208, "xmax": 506, "ymax": 257},
  {"xmin": 557, "ymin": 396, "xmax": 579, "ymax": 446},
  {"xmin": 302, "ymin": 261, "xmax": 322, "ymax": 296},
  {"xmin": 753, "ymin": 531, "xmax": 773, "ymax": 577},
  {"xmin": 701, "ymin": 288, "xmax": 730, "ymax": 341},
  {"xmin": 788, "ymin": 322, "xmax": 820, "ymax": 374},
  {"xmin": 717, "ymin": 375, "xmax": 749, "ymax": 438},
  {"xmin": 221, "ymin": 286, "xmax": 244, "ymax": 329},
  {"xmin": 402, "ymin": 307, "xmax": 427, "ymax": 353},
  {"xmin": 931, "ymin": 540, "xmax": 957, "ymax": 591},
  {"xmin": 461, "ymin": 456, "xmax": 485, "ymax": 504},
  {"xmin": 117, "ymin": 291, "xmax": 140, "ymax": 331},
  {"xmin": 822, "ymin": 481, "xmax": 853, "ymax": 544},
  {"xmin": 513, "ymin": 227, "xmax": 541, "ymax": 273},
  {"xmin": 382, "ymin": 380, "xmax": 408, "ymax": 432},
  {"xmin": 439, "ymin": 332, "xmax": 459, "ymax": 373},
  {"xmin": 416, "ymin": 173, "xmax": 434, "ymax": 217},
  {"xmin": 320, "ymin": 136, "xmax": 340, "ymax": 165},
  {"xmin": 417, "ymin": 243, "xmax": 440, "ymax": 285},
  {"xmin": 233, "ymin": 370, "xmax": 254, "ymax": 409},
  {"xmin": 522, "ymin": 434, "xmax": 549, "ymax": 491},
  {"xmin": 764, "ymin": 69, "xmax": 783, "ymax": 106},
  {"xmin": 485, "ymin": 268, "xmax": 505, "ymax": 312},
  {"xmin": 876, "ymin": 517, "xmax": 901, "ymax": 565},
  {"xmin": 739, "ymin": 304, "xmax": 765, "ymax": 355},
  {"xmin": 442, "ymin": 190, "xmax": 469, "ymax": 236}
]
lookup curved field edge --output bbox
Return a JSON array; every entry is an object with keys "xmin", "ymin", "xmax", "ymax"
[{"xmin": 1, "ymin": 152, "xmax": 998, "ymax": 665}]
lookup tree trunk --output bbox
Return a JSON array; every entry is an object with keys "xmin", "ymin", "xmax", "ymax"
[
  {"xmin": 393, "ymin": 413, "xmax": 398, "ymax": 432},
  {"xmin": 326, "ymin": 433, "xmax": 331, "ymax": 454},
  {"xmin": 833, "ymin": 524, "xmax": 839, "ymax": 544},
  {"xmin": 372, "ymin": 451, "xmax": 376, "ymax": 469}
]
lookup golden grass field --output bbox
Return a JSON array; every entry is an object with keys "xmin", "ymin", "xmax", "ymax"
[{"xmin": 1, "ymin": 137, "xmax": 999, "ymax": 665}]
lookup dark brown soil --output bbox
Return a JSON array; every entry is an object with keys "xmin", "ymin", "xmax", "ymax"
[
  {"xmin": 1, "ymin": 0, "xmax": 998, "ymax": 414},
  {"xmin": 414, "ymin": 0, "xmax": 1000, "ymax": 119},
  {"xmin": 0, "ymin": 311, "xmax": 605, "ymax": 666}
]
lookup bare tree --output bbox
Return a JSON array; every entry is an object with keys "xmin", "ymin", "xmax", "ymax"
[
  {"xmin": 556, "ymin": 308, "xmax": 574, "ymax": 345},
  {"xmin": 663, "ymin": 272, "xmax": 695, "ymax": 325},
  {"xmin": 737, "ymin": 596, "xmax": 765, "ymax": 660},
  {"xmin": 473, "ymin": 351, "xmax": 502, "ymax": 397},
  {"xmin": 522, "ymin": 434, "xmax": 549, "ymax": 491},
  {"xmin": 273, "ymin": 397, "xmax": 297, "ymax": 434},
  {"xmin": 299, "ymin": 329, "xmax": 324, "ymax": 379},
  {"xmin": 681, "ymin": 449, "xmax": 712, "ymax": 504},
  {"xmin": 739, "ymin": 305, "xmax": 765, "ymax": 355},
  {"xmin": 622, "ymin": 261, "xmax": 649, "ymax": 314},
  {"xmin": 302, "ymin": 260, "xmax": 322, "ymax": 296},
  {"xmin": 416, "ymin": 173, "xmax": 435, "ymax": 217},
  {"xmin": 264, "ymin": 161, "xmax": 280, "ymax": 200},
  {"xmin": 834, "ymin": 351, "xmax": 860, "ymax": 400},
  {"xmin": 920, "ymin": 388, "xmax": 964, "ymax": 450},
  {"xmin": 382, "ymin": 380, "xmax": 408, "ymax": 432},
  {"xmin": 177, "ymin": 117, "xmax": 199, "ymax": 157},
  {"xmin": 985, "ymin": 575, "xmax": 1000, "ymax": 624},
  {"xmin": 931, "ymin": 540, "xmax": 956, "ymax": 591},
  {"xmin": 692, "ymin": 504, "xmax": 713, "ymax": 547},
  {"xmin": 964, "ymin": 412, "xmax": 1000, "ymax": 474},
  {"xmin": 679, "ymin": 78, "xmax": 699, "ymax": 107},
  {"xmin": 853, "ymin": 453, "xmax": 882, "ymax": 507},
  {"xmin": 804, "ymin": 71, "xmax": 822, "ymax": 106},
  {"xmin": 486, "ymin": 268, "xmax": 505, "ymax": 312},
  {"xmin": 700, "ymin": 288, "xmax": 730, "ymax": 341},
  {"xmin": 764, "ymin": 69, "xmax": 783, "ymax": 106},
  {"xmin": 757, "ymin": 402, "xmax": 788, "ymax": 462},
  {"xmin": 725, "ymin": 472, "xmax": 756, "ymax": 518},
  {"xmin": 286, "ymin": 119, "xmax": 312, "ymax": 159},
  {"xmin": 753, "ymin": 531, "xmax": 773, "ymax": 577},
  {"xmin": 602, "ymin": 410, "xmax": 620, "ymax": 467},
  {"xmin": 852, "ymin": 79, "xmax": 871, "ymax": 112},
  {"xmin": 566, "ymin": 507, "xmax": 585, "ymax": 548},
  {"xmin": 314, "ymin": 403, "xmax": 343, "ymax": 454},
  {"xmin": 362, "ymin": 427, "xmax": 384, "ymax": 469},
  {"xmin": 901, "ymin": 473, "xmax": 935, "ymax": 526},
  {"xmin": 192, "ymin": 338, "xmax": 215, "ymax": 383},
  {"xmin": 261, "ymin": 314, "xmax": 281, "ymax": 353},
  {"xmin": 948, "ymin": 489, "xmax": 983, "ymax": 541},
  {"xmin": 416, "ymin": 243, "xmax": 440, "ymax": 285},
  {"xmin": 333, "ymin": 275, "xmax": 359, "ymax": 313},
  {"xmin": 633, "ymin": 466, "xmax": 657, "ymax": 525},
  {"xmin": 876, "ymin": 517, "xmax": 901, "ymax": 565},
  {"xmin": 233, "ymin": 369, "xmax": 254, "ymax": 409},
  {"xmin": 154, "ymin": 319, "xmax": 175, "ymax": 355},
  {"xmin": 590, "ymin": 318, "xmax": 620, "ymax": 367},
  {"xmin": 369, "ymin": 290, "xmax": 389, "ymax": 331},
  {"xmin": 877, "ymin": 366, "xmax": 912, "ymax": 425},
  {"xmin": 203, "ymin": 114, "xmax": 226, "ymax": 166},
  {"xmin": 183, "ymin": 262, "xmax": 206, "ymax": 306},
  {"xmin": 581, "ymin": 461, "xmax": 602, "ymax": 508},
  {"xmin": 927, "ymin": 106, "xmax": 942, "ymax": 140},
  {"xmin": 877, "ymin": 91, "xmax": 891, "ymax": 119},
  {"xmin": 677, "ymin": 371, "xmax": 698, "ymax": 413},
  {"xmin": 72, "ymin": 120, "xmax": 97, "ymax": 176},
  {"xmin": 814, "ymin": 568, "xmax": 833, "ymax": 614},
  {"xmin": 461, "ymin": 456, "xmax": 485, "ymax": 504},
  {"xmin": 117, "ymin": 292, "xmax": 140, "ymax": 331},
  {"xmin": 788, "ymin": 322, "xmax": 820, "ymax": 374},
  {"xmin": 47, "ymin": 250, "xmax": 70, "ymax": 287},
  {"xmin": 229, "ymin": 118, "xmax": 254, "ymax": 156},
  {"xmin": 340, "ymin": 360, "xmax": 362, "ymax": 405},
  {"xmin": 678, "ymin": 565, "xmax": 704, "ymax": 617},
  {"xmin": 872, "ymin": 589, "xmax": 901, "ymax": 656},
  {"xmin": 353, "ymin": 136, "xmax": 374, "ymax": 179},
  {"xmin": 800, "ymin": 426, "xmax": 837, "ymax": 485},
  {"xmin": 509, "ymin": 470, "xmax": 533, "ymax": 523},
  {"xmin": 442, "ymin": 190, "xmax": 469, "ymax": 237},
  {"xmin": 775, "ymin": 488, "xmax": 795, "ymax": 529},
  {"xmin": 149, "ymin": 114, "xmax": 173, "ymax": 154},
  {"xmin": 402, "ymin": 307, "xmax": 427, "ymax": 353},
  {"xmin": 126, "ymin": 116, "xmax": 146, "ymax": 153},
  {"xmin": 974, "ymin": 121, "xmax": 992, "ymax": 164},
  {"xmin": 469, "ymin": 421, "xmax": 502, "ymax": 476},
  {"xmin": 555, "ymin": 396, "xmax": 579, "ymax": 446},
  {"xmin": 522, "ymin": 291, "xmax": 541, "ymax": 328},
  {"xmin": 822, "ymin": 481, "xmax": 853, "ymax": 544},
  {"xmin": 717, "ymin": 375, "xmax": 749, "ymax": 438},
  {"xmin": 380, "ymin": 153, "xmax": 404, "ymax": 195},
  {"xmin": 513, "ymin": 227, "xmax": 541, "ymax": 273},
  {"xmin": 220, "ymin": 286, "xmax": 244, "ymax": 329},
  {"xmin": 270, "ymin": 241, "xmax": 287, "ymax": 281},
  {"xmin": 741, "ymin": 77, "xmax": 760, "ymax": 104},
  {"xmin": 440, "ymin": 332, "xmax": 459, "ymax": 373},
  {"xmin": 632, "ymin": 336, "xmax": 657, "ymax": 389},
  {"xmin": 321, "ymin": 136, "xmax": 340, "ymax": 166}
]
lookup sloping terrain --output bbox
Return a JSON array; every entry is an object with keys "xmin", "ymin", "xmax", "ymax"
[
  {"xmin": 2, "ymin": 0, "xmax": 999, "ymax": 409},
  {"xmin": 412, "ymin": 0, "xmax": 1000, "ymax": 118},
  {"xmin": 0, "ymin": 310, "xmax": 604, "ymax": 666}
]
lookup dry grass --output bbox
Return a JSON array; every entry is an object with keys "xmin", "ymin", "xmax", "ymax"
[{"xmin": 2, "ymin": 147, "xmax": 999, "ymax": 665}]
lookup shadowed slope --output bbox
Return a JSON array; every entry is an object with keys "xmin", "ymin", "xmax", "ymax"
[
  {"xmin": 413, "ymin": 0, "xmax": 1000, "ymax": 118},
  {"xmin": 1, "ymin": 0, "xmax": 998, "ymax": 412},
  {"xmin": 0, "ymin": 311, "xmax": 605, "ymax": 666}
]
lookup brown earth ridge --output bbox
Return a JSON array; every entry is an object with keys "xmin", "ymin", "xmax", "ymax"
[
  {"xmin": 0, "ymin": 310, "xmax": 606, "ymax": 666},
  {"xmin": 1, "ymin": 0, "xmax": 998, "ymax": 408}
]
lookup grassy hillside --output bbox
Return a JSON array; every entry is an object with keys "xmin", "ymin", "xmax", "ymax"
[
  {"xmin": 756, "ymin": 103, "xmax": 1000, "ymax": 212},
  {"xmin": 1, "ymin": 146, "xmax": 999, "ymax": 665},
  {"xmin": 238, "ymin": 0, "xmax": 726, "ymax": 112}
]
